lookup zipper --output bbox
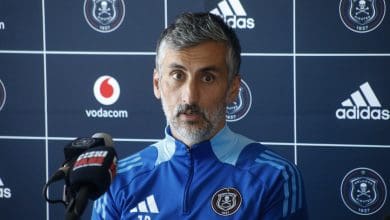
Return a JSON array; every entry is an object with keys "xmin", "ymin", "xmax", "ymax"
[{"xmin": 183, "ymin": 148, "xmax": 194, "ymax": 214}]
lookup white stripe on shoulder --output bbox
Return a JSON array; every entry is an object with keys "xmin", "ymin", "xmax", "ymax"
[
  {"xmin": 154, "ymin": 138, "xmax": 176, "ymax": 166},
  {"xmin": 211, "ymin": 126, "xmax": 254, "ymax": 166},
  {"xmin": 117, "ymin": 153, "xmax": 143, "ymax": 174}
]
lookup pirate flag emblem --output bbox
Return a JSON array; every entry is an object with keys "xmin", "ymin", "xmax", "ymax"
[
  {"xmin": 211, "ymin": 188, "xmax": 242, "ymax": 216},
  {"xmin": 226, "ymin": 79, "xmax": 252, "ymax": 122},
  {"xmin": 341, "ymin": 167, "xmax": 387, "ymax": 215},
  {"xmin": 339, "ymin": 0, "xmax": 386, "ymax": 33},
  {"xmin": 84, "ymin": 0, "xmax": 125, "ymax": 33}
]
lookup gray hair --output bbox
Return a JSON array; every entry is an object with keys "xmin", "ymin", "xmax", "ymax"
[{"xmin": 155, "ymin": 12, "xmax": 241, "ymax": 82}]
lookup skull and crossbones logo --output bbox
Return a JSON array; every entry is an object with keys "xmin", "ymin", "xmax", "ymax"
[
  {"xmin": 220, "ymin": 195, "xmax": 232, "ymax": 208},
  {"xmin": 97, "ymin": 1, "xmax": 112, "ymax": 18},
  {"xmin": 355, "ymin": 0, "xmax": 370, "ymax": 15},
  {"xmin": 356, "ymin": 182, "xmax": 371, "ymax": 198}
]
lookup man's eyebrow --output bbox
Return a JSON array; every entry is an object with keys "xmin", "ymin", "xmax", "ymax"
[
  {"xmin": 168, "ymin": 63, "xmax": 186, "ymax": 70},
  {"xmin": 198, "ymin": 66, "xmax": 221, "ymax": 73},
  {"xmin": 168, "ymin": 63, "xmax": 223, "ymax": 73}
]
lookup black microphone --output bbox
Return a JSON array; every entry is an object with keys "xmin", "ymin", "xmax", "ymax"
[
  {"xmin": 65, "ymin": 137, "xmax": 117, "ymax": 220},
  {"xmin": 43, "ymin": 133, "xmax": 113, "ymax": 206},
  {"xmin": 47, "ymin": 134, "xmax": 110, "ymax": 185}
]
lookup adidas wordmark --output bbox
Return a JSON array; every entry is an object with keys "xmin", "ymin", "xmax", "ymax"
[
  {"xmin": 210, "ymin": 0, "xmax": 255, "ymax": 29},
  {"xmin": 336, "ymin": 82, "xmax": 390, "ymax": 120}
]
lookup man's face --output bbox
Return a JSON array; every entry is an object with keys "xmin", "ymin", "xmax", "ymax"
[{"xmin": 153, "ymin": 41, "xmax": 240, "ymax": 146}]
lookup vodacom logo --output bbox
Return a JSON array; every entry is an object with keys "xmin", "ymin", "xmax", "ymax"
[
  {"xmin": 86, "ymin": 75, "xmax": 127, "ymax": 119},
  {"xmin": 93, "ymin": 75, "xmax": 120, "ymax": 105}
]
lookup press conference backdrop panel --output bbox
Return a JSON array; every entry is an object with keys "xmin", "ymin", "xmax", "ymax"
[{"xmin": 0, "ymin": 0, "xmax": 389, "ymax": 219}]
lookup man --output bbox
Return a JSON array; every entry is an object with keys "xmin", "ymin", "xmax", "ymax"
[{"xmin": 92, "ymin": 12, "xmax": 307, "ymax": 219}]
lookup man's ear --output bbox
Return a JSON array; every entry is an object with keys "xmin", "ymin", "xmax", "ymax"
[
  {"xmin": 226, "ymin": 74, "xmax": 241, "ymax": 104},
  {"xmin": 153, "ymin": 69, "xmax": 161, "ymax": 99}
]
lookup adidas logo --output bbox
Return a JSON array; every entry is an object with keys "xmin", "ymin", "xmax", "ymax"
[
  {"xmin": 130, "ymin": 195, "xmax": 159, "ymax": 214},
  {"xmin": 210, "ymin": 0, "xmax": 255, "ymax": 29},
  {"xmin": 0, "ymin": 177, "xmax": 12, "ymax": 199},
  {"xmin": 336, "ymin": 82, "xmax": 390, "ymax": 120}
]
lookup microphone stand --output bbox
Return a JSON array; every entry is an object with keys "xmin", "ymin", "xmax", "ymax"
[{"xmin": 65, "ymin": 187, "xmax": 90, "ymax": 220}]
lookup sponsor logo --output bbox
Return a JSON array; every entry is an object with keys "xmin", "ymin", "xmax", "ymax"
[
  {"xmin": 336, "ymin": 82, "xmax": 389, "ymax": 120},
  {"xmin": 86, "ymin": 75, "xmax": 128, "ymax": 118},
  {"xmin": 94, "ymin": 75, "xmax": 120, "ymax": 105},
  {"xmin": 85, "ymin": 107, "xmax": 128, "ymax": 118},
  {"xmin": 208, "ymin": 0, "xmax": 255, "ymax": 29},
  {"xmin": 0, "ymin": 178, "xmax": 12, "ymax": 199},
  {"xmin": 130, "ymin": 194, "xmax": 159, "ymax": 219},
  {"xmin": 0, "ymin": 21, "xmax": 5, "ymax": 30},
  {"xmin": 211, "ymin": 187, "xmax": 242, "ymax": 216},
  {"xmin": 84, "ymin": 0, "xmax": 125, "ymax": 33},
  {"xmin": 341, "ymin": 167, "xmax": 387, "ymax": 215},
  {"xmin": 72, "ymin": 137, "xmax": 97, "ymax": 148},
  {"xmin": 226, "ymin": 79, "xmax": 252, "ymax": 122},
  {"xmin": 73, "ymin": 150, "xmax": 108, "ymax": 170},
  {"xmin": 0, "ymin": 79, "xmax": 6, "ymax": 111},
  {"xmin": 339, "ymin": 0, "xmax": 386, "ymax": 33}
]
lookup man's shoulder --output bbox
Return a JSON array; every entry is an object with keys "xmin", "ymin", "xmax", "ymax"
[
  {"xmin": 237, "ymin": 143, "xmax": 301, "ymax": 185},
  {"xmin": 238, "ymin": 143, "xmax": 295, "ymax": 167},
  {"xmin": 111, "ymin": 143, "xmax": 160, "ymax": 190},
  {"xmin": 118, "ymin": 145, "xmax": 158, "ymax": 173}
]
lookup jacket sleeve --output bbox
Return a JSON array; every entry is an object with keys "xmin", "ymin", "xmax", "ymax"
[
  {"xmin": 260, "ymin": 162, "xmax": 308, "ymax": 220},
  {"xmin": 91, "ymin": 189, "xmax": 120, "ymax": 220}
]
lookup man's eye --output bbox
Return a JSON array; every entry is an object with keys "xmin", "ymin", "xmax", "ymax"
[
  {"xmin": 172, "ymin": 71, "xmax": 184, "ymax": 80},
  {"xmin": 202, "ymin": 74, "xmax": 215, "ymax": 83}
]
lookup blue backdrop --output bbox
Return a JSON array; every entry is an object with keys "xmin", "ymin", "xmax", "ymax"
[{"xmin": 0, "ymin": 0, "xmax": 389, "ymax": 219}]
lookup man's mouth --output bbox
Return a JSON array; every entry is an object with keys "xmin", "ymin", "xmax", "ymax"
[
  {"xmin": 180, "ymin": 111, "xmax": 201, "ymax": 120},
  {"xmin": 176, "ymin": 105, "xmax": 203, "ymax": 121}
]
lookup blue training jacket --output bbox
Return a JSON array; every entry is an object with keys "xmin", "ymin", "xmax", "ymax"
[{"xmin": 92, "ymin": 126, "xmax": 308, "ymax": 220}]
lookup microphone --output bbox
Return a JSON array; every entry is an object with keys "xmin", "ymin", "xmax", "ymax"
[
  {"xmin": 47, "ymin": 134, "xmax": 110, "ymax": 186},
  {"xmin": 42, "ymin": 133, "xmax": 115, "ymax": 210},
  {"xmin": 65, "ymin": 137, "xmax": 117, "ymax": 220}
]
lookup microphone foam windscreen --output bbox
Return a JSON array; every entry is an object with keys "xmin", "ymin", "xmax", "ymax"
[
  {"xmin": 64, "ymin": 137, "xmax": 107, "ymax": 162},
  {"xmin": 69, "ymin": 146, "xmax": 117, "ymax": 200}
]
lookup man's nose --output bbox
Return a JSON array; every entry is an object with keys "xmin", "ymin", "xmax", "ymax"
[{"xmin": 181, "ymin": 80, "xmax": 200, "ymax": 105}]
